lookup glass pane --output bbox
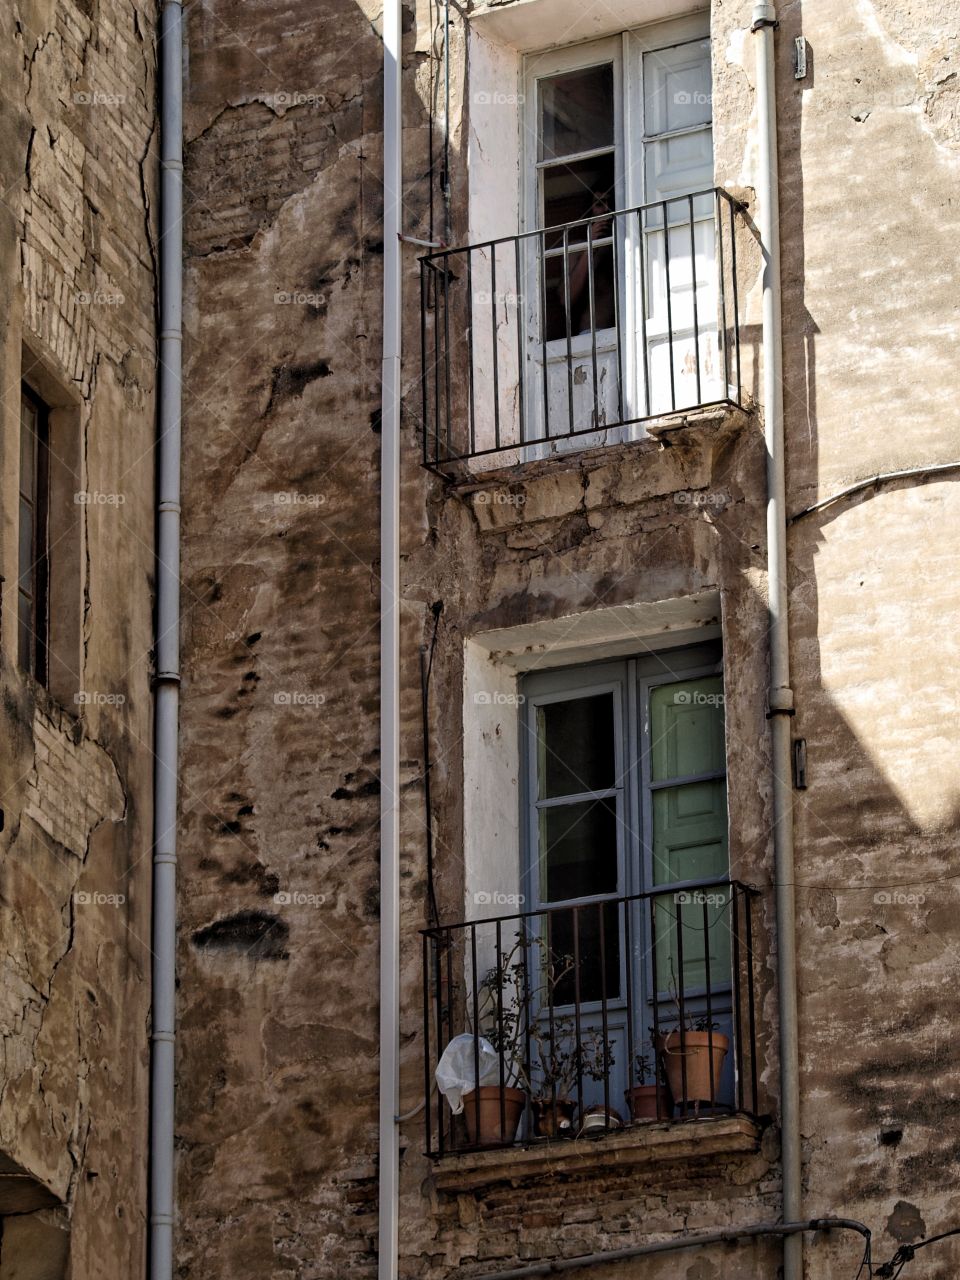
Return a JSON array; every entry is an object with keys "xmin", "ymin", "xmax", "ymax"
[
  {"xmin": 539, "ymin": 63, "xmax": 614, "ymax": 161},
  {"xmin": 17, "ymin": 589, "xmax": 33, "ymax": 673},
  {"xmin": 536, "ymin": 692, "xmax": 615, "ymax": 798},
  {"xmin": 649, "ymin": 676, "xmax": 725, "ymax": 783},
  {"xmin": 539, "ymin": 796, "xmax": 618, "ymax": 902},
  {"xmin": 20, "ymin": 400, "xmax": 36, "ymax": 497},
  {"xmin": 542, "ymin": 151, "xmax": 616, "ymax": 240},
  {"xmin": 18, "ymin": 497, "xmax": 34, "ymax": 588},
  {"xmin": 544, "ymin": 246, "xmax": 616, "ymax": 343},
  {"xmin": 548, "ymin": 900, "xmax": 620, "ymax": 1004}
]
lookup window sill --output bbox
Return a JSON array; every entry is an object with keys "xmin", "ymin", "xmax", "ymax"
[{"xmin": 428, "ymin": 1113, "xmax": 764, "ymax": 1194}]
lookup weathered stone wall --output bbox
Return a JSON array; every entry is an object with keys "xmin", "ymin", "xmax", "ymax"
[
  {"xmin": 0, "ymin": 0, "xmax": 157, "ymax": 1275},
  {"xmin": 176, "ymin": 1, "xmax": 960, "ymax": 1279}
]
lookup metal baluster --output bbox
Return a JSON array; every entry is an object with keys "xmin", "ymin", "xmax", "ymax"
[
  {"xmin": 703, "ymin": 897, "xmax": 716, "ymax": 1108},
  {"xmin": 496, "ymin": 918, "xmax": 505, "ymax": 1141},
  {"xmin": 650, "ymin": 896, "xmax": 664, "ymax": 1119},
  {"xmin": 423, "ymin": 932, "xmax": 433, "ymax": 1155},
  {"xmin": 442, "ymin": 256, "xmax": 452, "ymax": 458},
  {"xmin": 466, "ymin": 248, "xmax": 476, "ymax": 456},
  {"xmin": 587, "ymin": 220, "xmax": 599, "ymax": 433},
  {"xmin": 420, "ymin": 263, "xmax": 429, "ymax": 467},
  {"xmin": 435, "ymin": 932, "xmax": 446, "ymax": 1155},
  {"xmin": 663, "ymin": 200, "xmax": 677, "ymax": 413},
  {"xmin": 715, "ymin": 190, "xmax": 731, "ymax": 404},
  {"xmin": 514, "ymin": 237, "xmax": 526, "ymax": 448},
  {"xmin": 572, "ymin": 906, "xmax": 584, "ymax": 1134},
  {"xmin": 688, "ymin": 193, "xmax": 702, "ymax": 406},
  {"xmin": 539, "ymin": 231, "xmax": 551, "ymax": 441},
  {"xmin": 562, "ymin": 227, "xmax": 574, "ymax": 440},
  {"xmin": 623, "ymin": 897, "xmax": 635, "ymax": 1116},
  {"xmin": 745, "ymin": 889, "xmax": 759, "ymax": 1115},
  {"xmin": 728, "ymin": 195, "xmax": 743, "ymax": 406},
  {"xmin": 675, "ymin": 894, "xmax": 687, "ymax": 1116},
  {"xmin": 470, "ymin": 923, "xmax": 481, "ymax": 1146},
  {"xmin": 490, "ymin": 248, "xmax": 501, "ymax": 453},
  {"xmin": 598, "ymin": 901, "xmax": 611, "ymax": 1127},
  {"xmin": 637, "ymin": 208, "xmax": 651, "ymax": 418},
  {"xmin": 732, "ymin": 884, "xmax": 745, "ymax": 1114}
]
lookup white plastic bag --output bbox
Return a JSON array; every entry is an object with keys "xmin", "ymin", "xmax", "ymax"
[{"xmin": 435, "ymin": 1033, "xmax": 501, "ymax": 1115}]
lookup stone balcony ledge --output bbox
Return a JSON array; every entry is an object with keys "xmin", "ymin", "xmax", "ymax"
[{"xmin": 428, "ymin": 1113, "xmax": 765, "ymax": 1194}]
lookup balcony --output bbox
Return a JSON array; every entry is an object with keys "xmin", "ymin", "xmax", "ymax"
[
  {"xmin": 421, "ymin": 879, "xmax": 761, "ymax": 1161},
  {"xmin": 419, "ymin": 188, "xmax": 747, "ymax": 476}
]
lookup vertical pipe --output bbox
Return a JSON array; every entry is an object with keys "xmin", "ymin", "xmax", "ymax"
[
  {"xmin": 379, "ymin": 0, "xmax": 402, "ymax": 1267},
  {"xmin": 151, "ymin": 3, "xmax": 183, "ymax": 1278},
  {"xmin": 752, "ymin": 7, "xmax": 801, "ymax": 1277}
]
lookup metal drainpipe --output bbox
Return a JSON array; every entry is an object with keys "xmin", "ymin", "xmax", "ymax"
[
  {"xmin": 378, "ymin": 0, "xmax": 402, "ymax": 1273},
  {"xmin": 752, "ymin": 5, "xmax": 802, "ymax": 1279},
  {"xmin": 151, "ymin": 1, "xmax": 183, "ymax": 1277}
]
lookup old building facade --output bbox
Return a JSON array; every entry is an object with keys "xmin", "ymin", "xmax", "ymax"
[
  {"xmin": 0, "ymin": 0, "xmax": 157, "ymax": 1274},
  {"xmin": 2, "ymin": 0, "xmax": 960, "ymax": 1277}
]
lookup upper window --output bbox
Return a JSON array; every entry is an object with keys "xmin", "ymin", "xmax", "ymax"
[
  {"xmin": 18, "ymin": 385, "xmax": 50, "ymax": 685},
  {"xmin": 522, "ymin": 19, "xmax": 718, "ymax": 436}
]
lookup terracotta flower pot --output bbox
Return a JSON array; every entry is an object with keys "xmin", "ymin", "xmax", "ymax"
[
  {"xmin": 657, "ymin": 1030, "xmax": 729, "ymax": 1106},
  {"xmin": 462, "ymin": 1086, "xmax": 525, "ymax": 1146},
  {"xmin": 625, "ymin": 1083, "xmax": 665, "ymax": 1121}
]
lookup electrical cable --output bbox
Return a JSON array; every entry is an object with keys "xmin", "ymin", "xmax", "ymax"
[{"xmin": 420, "ymin": 601, "xmax": 444, "ymax": 928}]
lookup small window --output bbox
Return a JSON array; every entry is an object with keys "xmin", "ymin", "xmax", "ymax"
[{"xmin": 18, "ymin": 386, "xmax": 51, "ymax": 685}]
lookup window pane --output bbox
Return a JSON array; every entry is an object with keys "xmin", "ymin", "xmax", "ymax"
[
  {"xmin": 539, "ymin": 63, "xmax": 614, "ymax": 161},
  {"xmin": 542, "ymin": 151, "xmax": 616, "ymax": 239},
  {"xmin": 547, "ymin": 900, "xmax": 620, "ymax": 1004},
  {"xmin": 18, "ymin": 496, "xmax": 34, "ymax": 588},
  {"xmin": 536, "ymin": 692, "xmax": 615, "ymax": 797},
  {"xmin": 544, "ymin": 245, "xmax": 616, "ymax": 342},
  {"xmin": 539, "ymin": 796, "xmax": 618, "ymax": 902},
  {"xmin": 17, "ymin": 589, "xmax": 33, "ymax": 673},
  {"xmin": 20, "ymin": 399, "xmax": 36, "ymax": 497}
]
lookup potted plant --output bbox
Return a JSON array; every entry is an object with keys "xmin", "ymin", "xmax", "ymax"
[
  {"xmin": 656, "ymin": 1015, "xmax": 729, "ymax": 1115},
  {"xmin": 527, "ymin": 1020, "xmax": 616, "ymax": 1138},
  {"xmin": 624, "ymin": 1046, "xmax": 664, "ymax": 1121}
]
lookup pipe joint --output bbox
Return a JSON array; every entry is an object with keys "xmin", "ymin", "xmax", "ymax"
[
  {"xmin": 751, "ymin": 3, "xmax": 778, "ymax": 31},
  {"xmin": 767, "ymin": 686, "xmax": 795, "ymax": 719}
]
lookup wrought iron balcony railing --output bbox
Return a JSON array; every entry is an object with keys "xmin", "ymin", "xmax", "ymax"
[
  {"xmin": 420, "ymin": 187, "xmax": 747, "ymax": 474},
  {"xmin": 421, "ymin": 879, "xmax": 761, "ymax": 1158}
]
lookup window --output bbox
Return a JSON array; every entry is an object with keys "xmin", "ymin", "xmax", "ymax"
[
  {"xmin": 520, "ymin": 642, "xmax": 732, "ymax": 1107},
  {"xmin": 18, "ymin": 386, "xmax": 50, "ymax": 685},
  {"xmin": 522, "ymin": 16, "xmax": 719, "ymax": 438}
]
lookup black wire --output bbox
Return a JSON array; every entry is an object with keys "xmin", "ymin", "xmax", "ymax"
[{"xmin": 420, "ymin": 601, "xmax": 444, "ymax": 927}]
